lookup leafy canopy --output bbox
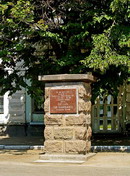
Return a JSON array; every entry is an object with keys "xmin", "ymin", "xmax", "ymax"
[{"xmin": 0, "ymin": 0, "xmax": 129, "ymax": 101}]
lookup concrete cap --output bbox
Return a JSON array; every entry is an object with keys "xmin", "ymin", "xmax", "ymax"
[
  {"xmin": 36, "ymin": 153, "xmax": 96, "ymax": 163},
  {"xmin": 38, "ymin": 74, "xmax": 95, "ymax": 83}
]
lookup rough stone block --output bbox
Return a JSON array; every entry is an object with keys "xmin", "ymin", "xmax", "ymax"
[
  {"xmin": 86, "ymin": 140, "xmax": 91, "ymax": 152},
  {"xmin": 45, "ymin": 140, "xmax": 63, "ymax": 153},
  {"xmin": 44, "ymin": 127, "xmax": 53, "ymax": 140},
  {"xmin": 86, "ymin": 113, "xmax": 91, "ymax": 125},
  {"xmin": 44, "ymin": 98, "xmax": 49, "ymax": 112},
  {"xmin": 87, "ymin": 126, "xmax": 92, "ymax": 140},
  {"xmin": 78, "ymin": 87, "xmax": 86, "ymax": 98},
  {"xmin": 78, "ymin": 100, "xmax": 91, "ymax": 112},
  {"xmin": 78, "ymin": 99, "xmax": 85, "ymax": 112},
  {"xmin": 78, "ymin": 85, "xmax": 91, "ymax": 98},
  {"xmin": 86, "ymin": 101, "xmax": 91, "ymax": 112},
  {"xmin": 84, "ymin": 83, "xmax": 91, "ymax": 93},
  {"xmin": 54, "ymin": 127, "xmax": 73, "ymax": 139},
  {"xmin": 45, "ymin": 88, "xmax": 50, "ymax": 99},
  {"xmin": 45, "ymin": 114, "xmax": 63, "ymax": 125},
  {"xmin": 65, "ymin": 140, "xmax": 87, "ymax": 154},
  {"xmin": 65, "ymin": 115, "xmax": 86, "ymax": 126},
  {"xmin": 75, "ymin": 127, "xmax": 87, "ymax": 140}
]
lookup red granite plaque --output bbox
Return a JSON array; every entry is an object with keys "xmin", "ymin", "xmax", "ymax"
[{"xmin": 50, "ymin": 89, "xmax": 77, "ymax": 114}]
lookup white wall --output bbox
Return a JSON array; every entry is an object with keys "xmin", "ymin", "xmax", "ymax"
[{"xmin": 0, "ymin": 90, "xmax": 26, "ymax": 125}]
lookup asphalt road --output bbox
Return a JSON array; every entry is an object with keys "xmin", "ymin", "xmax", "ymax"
[{"xmin": 0, "ymin": 151, "xmax": 130, "ymax": 176}]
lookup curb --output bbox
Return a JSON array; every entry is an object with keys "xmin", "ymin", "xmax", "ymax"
[
  {"xmin": 0, "ymin": 145, "xmax": 44, "ymax": 150},
  {"xmin": 1, "ymin": 145, "xmax": 130, "ymax": 152},
  {"xmin": 91, "ymin": 146, "xmax": 130, "ymax": 152}
]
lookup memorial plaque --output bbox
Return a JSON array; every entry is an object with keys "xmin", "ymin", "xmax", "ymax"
[{"xmin": 50, "ymin": 89, "xmax": 77, "ymax": 114}]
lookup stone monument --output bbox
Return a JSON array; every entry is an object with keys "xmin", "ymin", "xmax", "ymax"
[{"xmin": 38, "ymin": 74, "xmax": 95, "ymax": 162}]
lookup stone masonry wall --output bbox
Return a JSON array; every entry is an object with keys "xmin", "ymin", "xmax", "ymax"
[{"xmin": 44, "ymin": 82, "xmax": 92, "ymax": 154}]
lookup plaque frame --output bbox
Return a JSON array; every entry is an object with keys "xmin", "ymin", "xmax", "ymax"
[{"xmin": 49, "ymin": 88, "xmax": 78, "ymax": 114}]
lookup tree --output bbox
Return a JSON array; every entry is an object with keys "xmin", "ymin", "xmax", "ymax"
[{"xmin": 0, "ymin": 0, "xmax": 129, "ymax": 101}]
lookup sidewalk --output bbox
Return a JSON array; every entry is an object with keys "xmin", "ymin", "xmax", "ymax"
[{"xmin": 0, "ymin": 152, "xmax": 130, "ymax": 176}]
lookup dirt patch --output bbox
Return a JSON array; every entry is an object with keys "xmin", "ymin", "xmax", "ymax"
[
  {"xmin": 85, "ymin": 152, "xmax": 130, "ymax": 168},
  {"xmin": 0, "ymin": 149, "xmax": 45, "ymax": 163}
]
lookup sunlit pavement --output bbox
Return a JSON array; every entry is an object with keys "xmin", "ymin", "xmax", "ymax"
[{"xmin": 0, "ymin": 152, "xmax": 130, "ymax": 176}]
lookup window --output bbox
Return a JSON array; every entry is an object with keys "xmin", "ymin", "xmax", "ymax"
[{"xmin": 32, "ymin": 95, "xmax": 44, "ymax": 114}]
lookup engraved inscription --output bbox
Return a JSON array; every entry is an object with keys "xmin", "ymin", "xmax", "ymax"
[{"xmin": 50, "ymin": 89, "xmax": 77, "ymax": 114}]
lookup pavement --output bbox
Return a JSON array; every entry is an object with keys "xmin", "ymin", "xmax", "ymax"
[
  {"xmin": 0, "ymin": 152, "xmax": 130, "ymax": 176},
  {"xmin": 0, "ymin": 136, "xmax": 130, "ymax": 175}
]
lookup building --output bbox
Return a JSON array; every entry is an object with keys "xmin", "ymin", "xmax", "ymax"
[{"xmin": 0, "ymin": 62, "xmax": 44, "ymax": 137}]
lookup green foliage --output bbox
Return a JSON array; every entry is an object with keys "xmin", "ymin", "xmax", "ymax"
[
  {"xmin": 11, "ymin": 0, "xmax": 34, "ymax": 23},
  {"xmin": 82, "ymin": 31, "xmax": 129, "ymax": 72},
  {"xmin": 0, "ymin": 0, "xmax": 129, "ymax": 100}
]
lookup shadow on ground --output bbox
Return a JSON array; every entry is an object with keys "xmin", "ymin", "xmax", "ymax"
[
  {"xmin": 1, "ymin": 133, "xmax": 130, "ymax": 146},
  {"xmin": 0, "ymin": 136, "xmax": 44, "ymax": 145},
  {"xmin": 92, "ymin": 133, "xmax": 130, "ymax": 146}
]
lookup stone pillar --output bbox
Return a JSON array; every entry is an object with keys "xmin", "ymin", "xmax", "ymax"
[{"xmin": 39, "ymin": 74, "xmax": 95, "ymax": 155}]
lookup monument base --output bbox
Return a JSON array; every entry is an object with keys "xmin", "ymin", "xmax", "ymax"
[{"xmin": 35, "ymin": 153, "xmax": 96, "ymax": 164}]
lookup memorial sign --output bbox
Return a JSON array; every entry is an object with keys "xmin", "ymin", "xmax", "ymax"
[{"xmin": 50, "ymin": 89, "xmax": 77, "ymax": 114}]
